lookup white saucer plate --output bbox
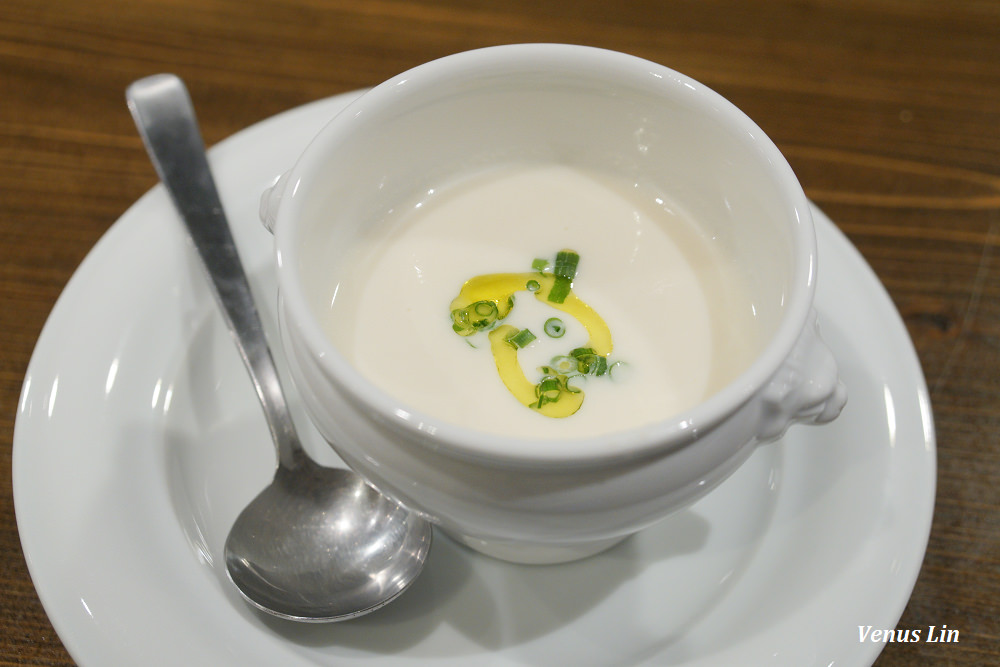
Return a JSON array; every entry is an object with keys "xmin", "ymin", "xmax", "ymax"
[{"xmin": 14, "ymin": 91, "xmax": 935, "ymax": 666}]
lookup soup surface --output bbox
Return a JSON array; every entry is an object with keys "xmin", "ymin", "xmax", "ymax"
[{"xmin": 324, "ymin": 164, "xmax": 760, "ymax": 439}]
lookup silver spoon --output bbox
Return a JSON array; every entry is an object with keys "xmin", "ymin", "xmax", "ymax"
[{"xmin": 126, "ymin": 74, "xmax": 432, "ymax": 622}]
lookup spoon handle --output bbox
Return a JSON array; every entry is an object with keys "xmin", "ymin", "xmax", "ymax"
[{"xmin": 127, "ymin": 74, "xmax": 304, "ymax": 470}]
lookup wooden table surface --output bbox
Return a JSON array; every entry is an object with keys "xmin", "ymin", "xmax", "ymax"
[{"xmin": 2, "ymin": 1, "xmax": 997, "ymax": 664}]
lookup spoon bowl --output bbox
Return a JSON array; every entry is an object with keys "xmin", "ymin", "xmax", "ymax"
[
  {"xmin": 226, "ymin": 461, "xmax": 432, "ymax": 621},
  {"xmin": 126, "ymin": 73, "xmax": 431, "ymax": 622}
]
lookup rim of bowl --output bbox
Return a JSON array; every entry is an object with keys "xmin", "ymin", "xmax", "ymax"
[{"xmin": 274, "ymin": 43, "xmax": 817, "ymax": 468}]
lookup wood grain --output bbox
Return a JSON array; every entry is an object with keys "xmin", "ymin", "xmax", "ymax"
[{"xmin": 3, "ymin": 1, "xmax": 998, "ymax": 664}]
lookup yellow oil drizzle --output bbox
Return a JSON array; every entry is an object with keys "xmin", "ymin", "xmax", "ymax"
[
  {"xmin": 488, "ymin": 325, "xmax": 584, "ymax": 417},
  {"xmin": 450, "ymin": 265, "xmax": 613, "ymax": 418}
]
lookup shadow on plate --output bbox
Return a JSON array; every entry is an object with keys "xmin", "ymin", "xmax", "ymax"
[{"xmin": 253, "ymin": 510, "xmax": 710, "ymax": 655}]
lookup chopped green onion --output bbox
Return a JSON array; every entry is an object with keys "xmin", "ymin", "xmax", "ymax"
[
  {"xmin": 474, "ymin": 301, "xmax": 496, "ymax": 316},
  {"xmin": 554, "ymin": 250, "xmax": 579, "ymax": 281},
  {"xmin": 571, "ymin": 347, "xmax": 608, "ymax": 376},
  {"xmin": 506, "ymin": 328, "xmax": 537, "ymax": 349},
  {"xmin": 532, "ymin": 258, "xmax": 550, "ymax": 272},
  {"xmin": 547, "ymin": 276, "xmax": 571, "ymax": 303},
  {"xmin": 532, "ymin": 373, "xmax": 581, "ymax": 409},
  {"xmin": 526, "ymin": 279, "xmax": 541, "ymax": 292},
  {"xmin": 451, "ymin": 299, "xmax": 505, "ymax": 335},
  {"xmin": 550, "ymin": 356, "xmax": 577, "ymax": 374},
  {"xmin": 535, "ymin": 376, "xmax": 563, "ymax": 406},
  {"xmin": 544, "ymin": 317, "xmax": 566, "ymax": 338}
]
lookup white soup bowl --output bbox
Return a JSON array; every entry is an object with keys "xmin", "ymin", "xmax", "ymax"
[{"xmin": 261, "ymin": 44, "xmax": 847, "ymax": 564}]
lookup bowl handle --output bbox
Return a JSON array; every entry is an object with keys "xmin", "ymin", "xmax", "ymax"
[
  {"xmin": 757, "ymin": 309, "xmax": 847, "ymax": 442},
  {"xmin": 259, "ymin": 171, "xmax": 290, "ymax": 234}
]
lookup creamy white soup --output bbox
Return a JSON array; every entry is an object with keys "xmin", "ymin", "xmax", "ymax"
[{"xmin": 323, "ymin": 164, "xmax": 760, "ymax": 440}]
